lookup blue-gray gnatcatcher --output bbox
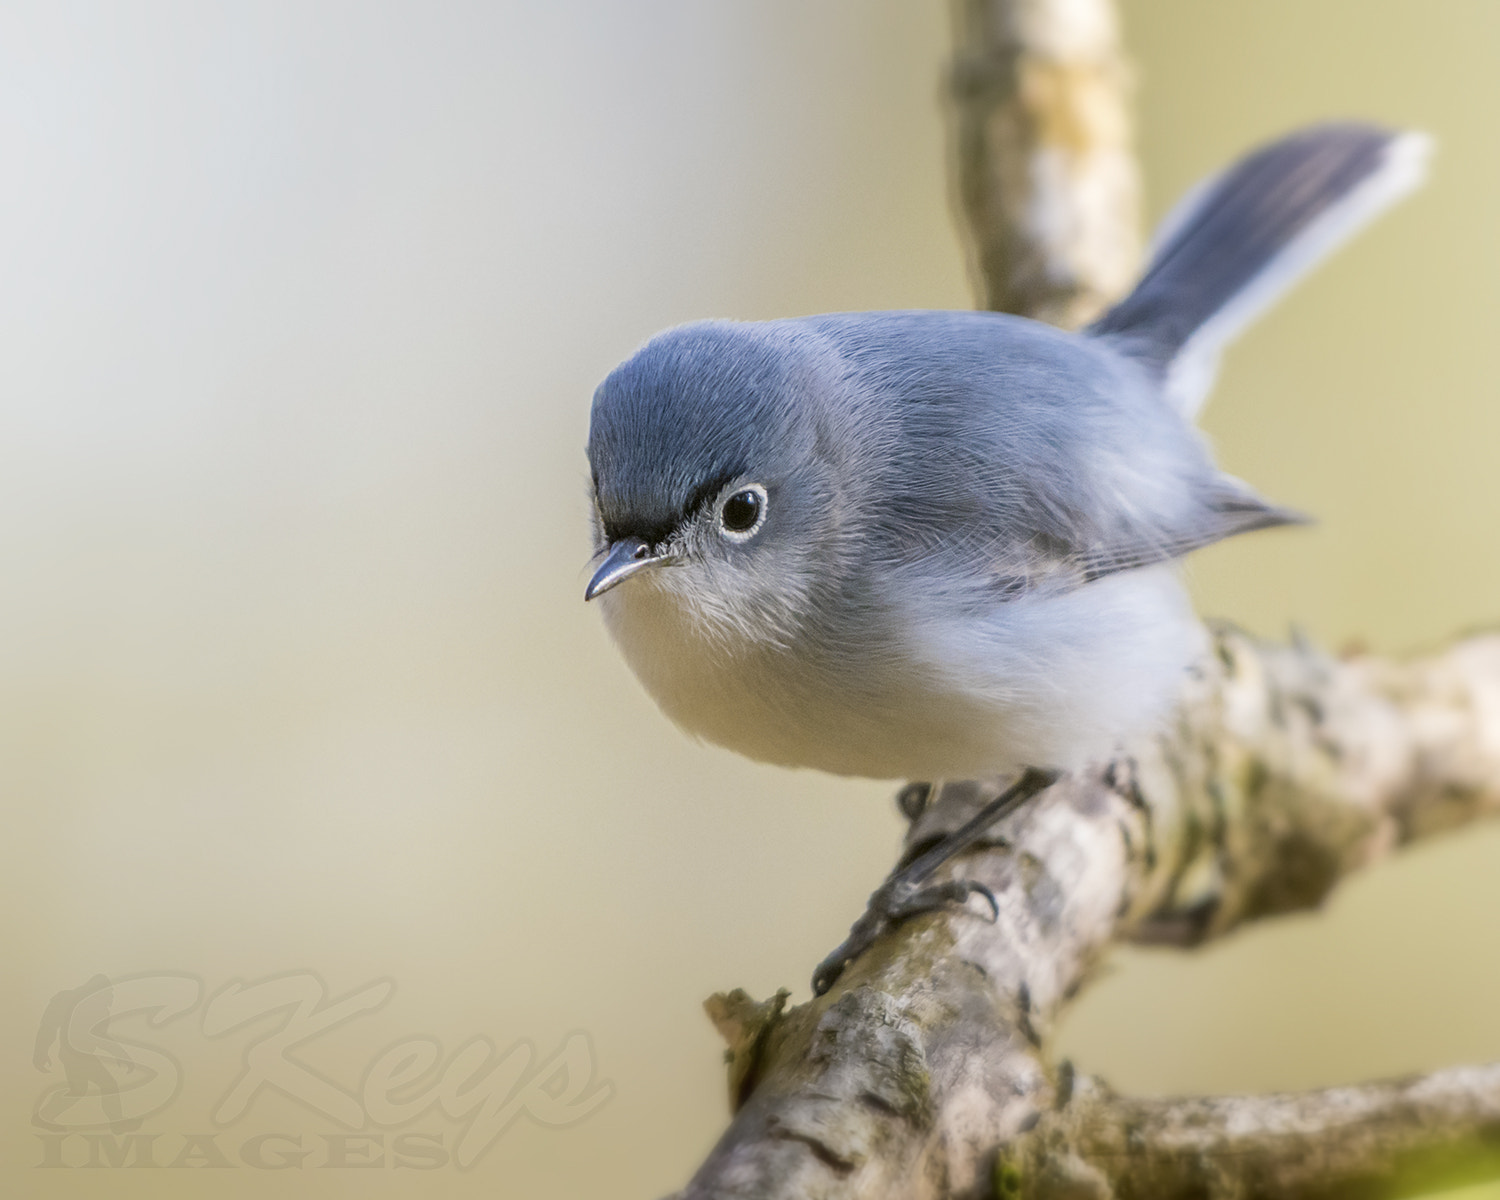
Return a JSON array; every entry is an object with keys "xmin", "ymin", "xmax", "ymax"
[{"xmin": 583, "ymin": 124, "xmax": 1427, "ymax": 992}]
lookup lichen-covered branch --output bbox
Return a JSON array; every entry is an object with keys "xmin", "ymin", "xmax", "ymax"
[
  {"xmin": 1134, "ymin": 626, "xmax": 1500, "ymax": 947},
  {"xmin": 669, "ymin": 628, "xmax": 1500, "ymax": 1199},
  {"xmin": 947, "ymin": 0, "xmax": 1140, "ymax": 326},
  {"xmin": 1024, "ymin": 1063, "xmax": 1500, "ymax": 1200}
]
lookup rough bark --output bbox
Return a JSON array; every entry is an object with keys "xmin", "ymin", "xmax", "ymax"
[
  {"xmin": 671, "ymin": 629, "xmax": 1500, "ymax": 1199},
  {"xmin": 1028, "ymin": 1063, "xmax": 1500, "ymax": 1200}
]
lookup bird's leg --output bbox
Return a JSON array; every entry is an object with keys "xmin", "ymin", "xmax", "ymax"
[{"xmin": 811, "ymin": 767, "xmax": 1059, "ymax": 995}]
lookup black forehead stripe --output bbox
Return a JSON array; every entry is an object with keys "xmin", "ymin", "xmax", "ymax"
[
  {"xmin": 598, "ymin": 466, "xmax": 746, "ymax": 548},
  {"xmin": 682, "ymin": 468, "xmax": 745, "ymax": 520},
  {"xmin": 602, "ymin": 514, "xmax": 677, "ymax": 547}
]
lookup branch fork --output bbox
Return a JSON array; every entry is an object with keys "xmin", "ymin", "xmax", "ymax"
[{"xmin": 673, "ymin": 627, "xmax": 1500, "ymax": 1199}]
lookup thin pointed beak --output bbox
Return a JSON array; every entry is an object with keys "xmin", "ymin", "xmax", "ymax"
[{"xmin": 585, "ymin": 537, "xmax": 667, "ymax": 601}]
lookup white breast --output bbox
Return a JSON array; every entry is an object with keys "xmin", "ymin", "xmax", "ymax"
[{"xmin": 598, "ymin": 566, "xmax": 1202, "ymax": 781}]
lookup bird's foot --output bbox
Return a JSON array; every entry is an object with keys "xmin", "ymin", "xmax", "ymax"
[
  {"xmin": 811, "ymin": 871, "xmax": 997, "ymax": 996},
  {"xmin": 809, "ymin": 767, "xmax": 1060, "ymax": 996}
]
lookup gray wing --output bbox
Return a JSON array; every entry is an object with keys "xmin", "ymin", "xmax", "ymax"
[
  {"xmin": 803, "ymin": 310, "xmax": 1306, "ymax": 601},
  {"xmin": 979, "ymin": 475, "xmax": 1305, "ymax": 599},
  {"xmin": 1073, "ymin": 478, "xmax": 1306, "ymax": 584}
]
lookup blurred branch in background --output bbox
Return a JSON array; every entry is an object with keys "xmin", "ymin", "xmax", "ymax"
[
  {"xmin": 948, "ymin": 0, "xmax": 1139, "ymax": 327},
  {"xmin": 667, "ymin": 2, "xmax": 1500, "ymax": 1198}
]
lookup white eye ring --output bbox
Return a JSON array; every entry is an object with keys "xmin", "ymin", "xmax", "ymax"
[{"xmin": 717, "ymin": 484, "xmax": 768, "ymax": 542}]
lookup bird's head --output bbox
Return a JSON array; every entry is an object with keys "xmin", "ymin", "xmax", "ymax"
[{"xmin": 585, "ymin": 320, "xmax": 851, "ymax": 648}]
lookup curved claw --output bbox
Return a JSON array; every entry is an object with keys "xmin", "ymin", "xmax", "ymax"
[
  {"xmin": 962, "ymin": 880, "xmax": 999, "ymax": 921},
  {"xmin": 811, "ymin": 929, "xmax": 877, "ymax": 996},
  {"xmin": 810, "ymin": 767, "xmax": 1056, "ymax": 996},
  {"xmin": 810, "ymin": 954, "xmax": 846, "ymax": 998},
  {"xmin": 895, "ymin": 781, "xmax": 932, "ymax": 821},
  {"xmin": 810, "ymin": 877, "xmax": 1001, "ymax": 995}
]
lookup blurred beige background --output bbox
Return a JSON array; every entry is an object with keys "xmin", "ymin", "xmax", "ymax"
[{"xmin": 3, "ymin": 2, "xmax": 1499, "ymax": 1196}]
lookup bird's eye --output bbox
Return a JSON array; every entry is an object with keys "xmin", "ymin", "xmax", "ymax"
[{"xmin": 719, "ymin": 485, "xmax": 767, "ymax": 540}]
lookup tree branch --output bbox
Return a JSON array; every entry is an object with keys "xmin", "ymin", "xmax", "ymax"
[
  {"xmin": 672, "ymin": 629, "xmax": 1500, "ymax": 1199},
  {"xmin": 947, "ymin": 0, "xmax": 1140, "ymax": 326},
  {"xmin": 1028, "ymin": 1063, "xmax": 1500, "ymax": 1200}
]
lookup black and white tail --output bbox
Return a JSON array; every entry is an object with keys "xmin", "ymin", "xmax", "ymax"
[{"xmin": 1086, "ymin": 123, "xmax": 1430, "ymax": 418}]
